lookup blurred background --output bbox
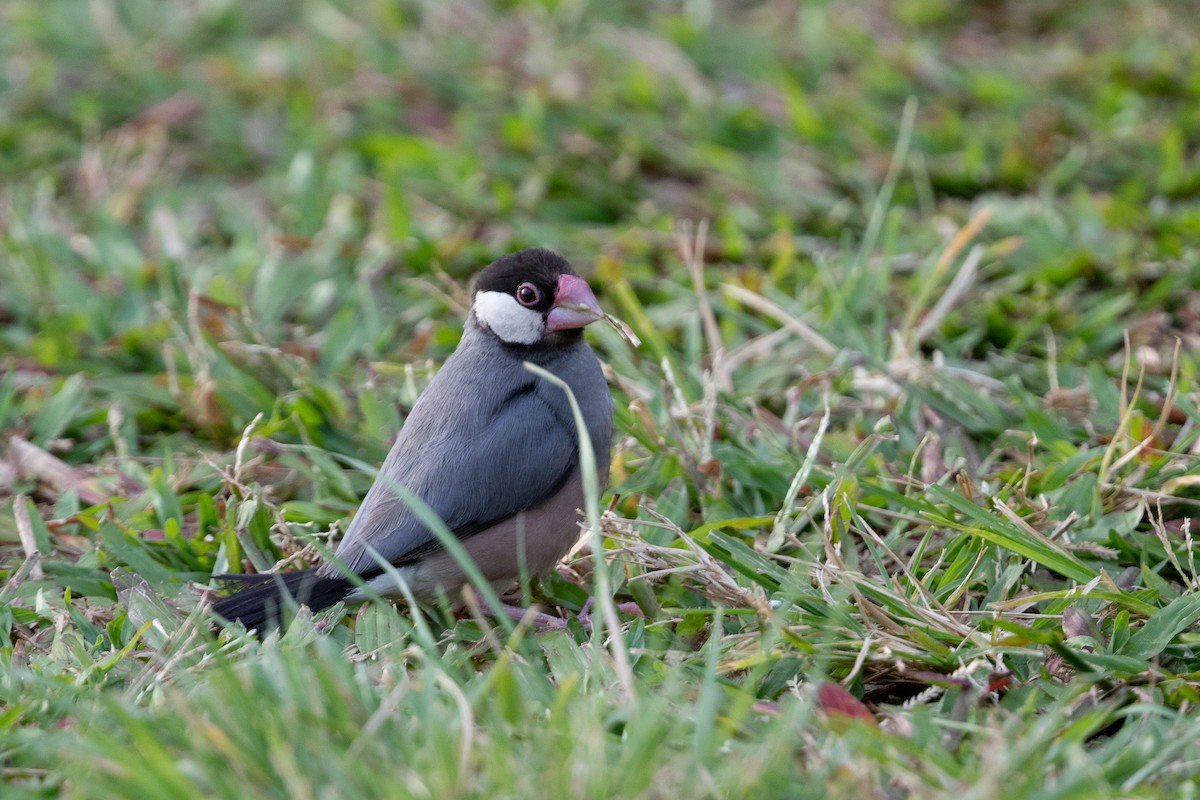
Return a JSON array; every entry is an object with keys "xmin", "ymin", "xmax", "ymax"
[{"xmin": 3, "ymin": 1, "xmax": 1197, "ymax": 383}]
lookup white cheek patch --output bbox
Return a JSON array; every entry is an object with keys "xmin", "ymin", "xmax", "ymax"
[{"xmin": 473, "ymin": 290, "xmax": 544, "ymax": 345}]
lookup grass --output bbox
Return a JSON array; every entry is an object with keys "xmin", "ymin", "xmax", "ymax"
[{"xmin": 3, "ymin": 0, "xmax": 1200, "ymax": 796}]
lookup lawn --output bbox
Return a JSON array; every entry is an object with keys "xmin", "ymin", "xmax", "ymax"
[{"xmin": 3, "ymin": 1, "xmax": 1200, "ymax": 797}]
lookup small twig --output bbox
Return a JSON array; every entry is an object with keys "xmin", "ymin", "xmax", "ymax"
[
  {"xmin": 721, "ymin": 283, "xmax": 838, "ymax": 356},
  {"xmin": 1108, "ymin": 338, "xmax": 1182, "ymax": 476},
  {"xmin": 1101, "ymin": 483, "xmax": 1200, "ymax": 508},
  {"xmin": 658, "ymin": 359, "xmax": 708, "ymax": 491},
  {"xmin": 932, "ymin": 207, "xmax": 992, "ymax": 282},
  {"xmin": 7, "ymin": 436, "xmax": 109, "ymax": 505},
  {"xmin": 461, "ymin": 585, "xmax": 509, "ymax": 655},
  {"xmin": 723, "ymin": 327, "xmax": 792, "ymax": 374},
  {"xmin": 1149, "ymin": 502, "xmax": 1195, "ymax": 591},
  {"xmin": 233, "ymin": 412, "xmax": 264, "ymax": 486},
  {"xmin": 901, "ymin": 206, "xmax": 992, "ymax": 342},
  {"xmin": 1045, "ymin": 328, "xmax": 1060, "ymax": 392},
  {"xmin": 347, "ymin": 674, "xmax": 416, "ymax": 760},
  {"xmin": 913, "ymin": 244, "xmax": 984, "ymax": 344},
  {"xmin": 436, "ymin": 673, "xmax": 476, "ymax": 778},
  {"xmin": 12, "ymin": 495, "xmax": 45, "ymax": 583},
  {"xmin": 769, "ymin": 395, "xmax": 830, "ymax": 549},
  {"xmin": 1100, "ymin": 331, "xmax": 1142, "ymax": 485},
  {"xmin": 843, "ymin": 635, "xmax": 874, "ymax": 686},
  {"xmin": 677, "ymin": 219, "xmax": 730, "ymax": 391}
]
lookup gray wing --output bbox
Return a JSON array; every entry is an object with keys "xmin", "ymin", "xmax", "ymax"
[{"xmin": 325, "ymin": 343, "xmax": 585, "ymax": 576}]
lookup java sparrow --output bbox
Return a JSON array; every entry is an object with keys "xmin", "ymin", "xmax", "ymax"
[{"xmin": 212, "ymin": 249, "xmax": 614, "ymax": 630}]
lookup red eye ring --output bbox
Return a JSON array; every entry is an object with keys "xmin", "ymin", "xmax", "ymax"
[{"xmin": 516, "ymin": 282, "xmax": 540, "ymax": 307}]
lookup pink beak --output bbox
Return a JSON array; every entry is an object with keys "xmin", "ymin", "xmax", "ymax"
[{"xmin": 545, "ymin": 274, "xmax": 603, "ymax": 332}]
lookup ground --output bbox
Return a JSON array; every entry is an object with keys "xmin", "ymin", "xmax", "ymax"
[{"xmin": 2, "ymin": 1, "xmax": 1200, "ymax": 797}]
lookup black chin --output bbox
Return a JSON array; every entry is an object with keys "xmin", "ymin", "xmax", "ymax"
[{"xmin": 499, "ymin": 326, "xmax": 585, "ymax": 352}]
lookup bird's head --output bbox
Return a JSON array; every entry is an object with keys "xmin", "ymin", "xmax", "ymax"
[{"xmin": 471, "ymin": 249, "xmax": 604, "ymax": 347}]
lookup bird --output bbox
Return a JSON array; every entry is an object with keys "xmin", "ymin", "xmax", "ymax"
[{"xmin": 211, "ymin": 248, "xmax": 614, "ymax": 631}]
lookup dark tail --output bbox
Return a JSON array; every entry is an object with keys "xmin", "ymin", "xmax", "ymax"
[{"xmin": 210, "ymin": 570, "xmax": 353, "ymax": 632}]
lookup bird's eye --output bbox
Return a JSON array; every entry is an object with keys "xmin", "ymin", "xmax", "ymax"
[{"xmin": 516, "ymin": 282, "xmax": 540, "ymax": 307}]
